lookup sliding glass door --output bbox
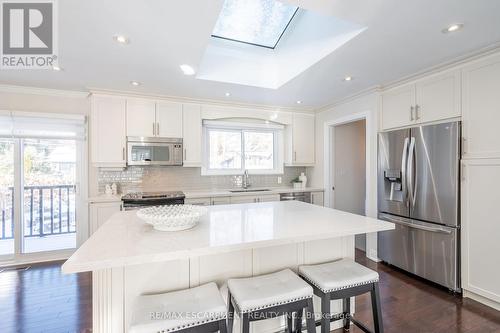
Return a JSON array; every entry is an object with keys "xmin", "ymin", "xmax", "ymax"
[{"xmin": 0, "ymin": 112, "xmax": 85, "ymax": 262}]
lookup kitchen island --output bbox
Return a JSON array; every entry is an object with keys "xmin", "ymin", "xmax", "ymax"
[{"xmin": 63, "ymin": 201, "xmax": 394, "ymax": 333}]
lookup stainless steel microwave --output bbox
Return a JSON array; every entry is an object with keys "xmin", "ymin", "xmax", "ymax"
[{"xmin": 127, "ymin": 137, "xmax": 183, "ymax": 166}]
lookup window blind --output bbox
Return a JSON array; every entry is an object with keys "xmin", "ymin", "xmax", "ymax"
[{"xmin": 0, "ymin": 111, "xmax": 86, "ymax": 140}]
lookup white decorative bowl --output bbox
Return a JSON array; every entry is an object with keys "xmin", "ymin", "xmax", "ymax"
[{"xmin": 136, "ymin": 204, "xmax": 207, "ymax": 232}]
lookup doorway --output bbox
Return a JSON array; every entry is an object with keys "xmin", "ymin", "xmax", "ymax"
[{"xmin": 331, "ymin": 119, "xmax": 367, "ymax": 252}]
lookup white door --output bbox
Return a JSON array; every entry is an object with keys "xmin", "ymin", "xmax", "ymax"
[
  {"xmin": 461, "ymin": 159, "xmax": 500, "ymax": 303},
  {"xmin": 126, "ymin": 99, "xmax": 156, "ymax": 137},
  {"xmin": 292, "ymin": 113, "xmax": 315, "ymax": 165},
  {"xmin": 182, "ymin": 104, "xmax": 202, "ymax": 167},
  {"xmin": 415, "ymin": 70, "xmax": 461, "ymax": 124},
  {"xmin": 462, "ymin": 53, "xmax": 500, "ymax": 159},
  {"xmin": 91, "ymin": 96, "xmax": 126, "ymax": 167},
  {"xmin": 381, "ymin": 83, "xmax": 416, "ymax": 130},
  {"xmin": 156, "ymin": 101, "xmax": 183, "ymax": 138}
]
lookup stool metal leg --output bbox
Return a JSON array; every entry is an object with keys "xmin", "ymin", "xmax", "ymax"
[
  {"xmin": 370, "ymin": 282, "xmax": 383, "ymax": 333},
  {"xmin": 227, "ymin": 290, "xmax": 234, "ymax": 333},
  {"xmin": 320, "ymin": 293, "xmax": 331, "ymax": 333},
  {"xmin": 219, "ymin": 319, "xmax": 228, "ymax": 333},
  {"xmin": 305, "ymin": 298, "xmax": 316, "ymax": 333},
  {"xmin": 295, "ymin": 309, "xmax": 303, "ymax": 333},
  {"xmin": 241, "ymin": 313, "xmax": 250, "ymax": 333},
  {"xmin": 286, "ymin": 312, "xmax": 293, "ymax": 333},
  {"xmin": 343, "ymin": 297, "xmax": 351, "ymax": 331}
]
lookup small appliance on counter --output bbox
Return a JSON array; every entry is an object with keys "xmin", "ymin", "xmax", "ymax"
[{"xmin": 121, "ymin": 191, "xmax": 185, "ymax": 210}]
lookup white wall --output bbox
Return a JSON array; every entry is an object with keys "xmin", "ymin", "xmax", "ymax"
[{"xmin": 308, "ymin": 92, "xmax": 381, "ymax": 261}]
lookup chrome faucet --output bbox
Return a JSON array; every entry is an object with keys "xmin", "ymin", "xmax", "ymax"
[{"xmin": 242, "ymin": 170, "xmax": 251, "ymax": 189}]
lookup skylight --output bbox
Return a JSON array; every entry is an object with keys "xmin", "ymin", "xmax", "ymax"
[{"xmin": 212, "ymin": 0, "xmax": 299, "ymax": 49}]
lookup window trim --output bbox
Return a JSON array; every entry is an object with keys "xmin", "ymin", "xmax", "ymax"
[{"xmin": 201, "ymin": 123, "xmax": 284, "ymax": 176}]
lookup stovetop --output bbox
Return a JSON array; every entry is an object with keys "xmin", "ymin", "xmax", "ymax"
[{"xmin": 121, "ymin": 191, "xmax": 185, "ymax": 201}]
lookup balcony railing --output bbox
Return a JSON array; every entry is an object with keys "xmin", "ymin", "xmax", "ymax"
[{"xmin": 0, "ymin": 185, "xmax": 76, "ymax": 240}]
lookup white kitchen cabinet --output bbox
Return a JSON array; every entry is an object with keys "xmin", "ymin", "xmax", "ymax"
[
  {"xmin": 286, "ymin": 113, "xmax": 315, "ymax": 166},
  {"xmin": 381, "ymin": 70, "xmax": 461, "ymax": 130},
  {"xmin": 126, "ymin": 99, "xmax": 156, "ymax": 137},
  {"xmin": 211, "ymin": 197, "xmax": 231, "ymax": 205},
  {"xmin": 381, "ymin": 83, "xmax": 416, "ymax": 130},
  {"xmin": 311, "ymin": 191, "xmax": 324, "ymax": 206},
  {"xmin": 89, "ymin": 201, "xmax": 122, "ymax": 234},
  {"xmin": 182, "ymin": 104, "xmax": 202, "ymax": 167},
  {"xmin": 90, "ymin": 95, "xmax": 127, "ymax": 167},
  {"xmin": 461, "ymin": 159, "xmax": 500, "ymax": 306},
  {"xmin": 156, "ymin": 101, "xmax": 183, "ymax": 138},
  {"xmin": 258, "ymin": 194, "xmax": 281, "ymax": 202},
  {"xmin": 231, "ymin": 194, "xmax": 280, "ymax": 204},
  {"xmin": 462, "ymin": 53, "xmax": 500, "ymax": 159},
  {"xmin": 184, "ymin": 197, "xmax": 211, "ymax": 206}
]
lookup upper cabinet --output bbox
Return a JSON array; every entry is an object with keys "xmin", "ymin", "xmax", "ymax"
[
  {"xmin": 182, "ymin": 104, "xmax": 202, "ymax": 167},
  {"xmin": 381, "ymin": 70, "xmax": 461, "ymax": 131},
  {"xmin": 461, "ymin": 53, "xmax": 500, "ymax": 159},
  {"xmin": 126, "ymin": 99, "xmax": 183, "ymax": 138},
  {"xmin": 286, "ymin": 113, "xmax": 315, "ymax": 166},
  {"xmin": 90, "ymin": 95, "xmax": 127, "ymax": 167}
]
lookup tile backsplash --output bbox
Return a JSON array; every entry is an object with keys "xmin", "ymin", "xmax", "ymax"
[{"xmin": 98, "ymin": 167, "xmax": 306, "ymax": 194}]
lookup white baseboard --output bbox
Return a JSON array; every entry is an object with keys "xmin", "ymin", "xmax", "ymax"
[{"xmin": 463, "ymin": 289, "xmax": 500, "ymax": 311}]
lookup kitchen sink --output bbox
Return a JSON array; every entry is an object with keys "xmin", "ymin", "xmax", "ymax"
[{"xmin": 229, "ymin": 188, "xmax": 271, "ymax": 193}]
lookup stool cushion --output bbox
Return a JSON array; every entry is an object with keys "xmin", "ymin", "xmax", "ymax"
[
  {"xmin": 227, "ymin": 269, "xmax": 313, "ymax": 313},
  {"xmin": 129, "ymin": 282, "xmax": 226, "ymax": 333},
  {"xmin": 299, "ymin": 258, "xmax": 379, "ymax": 293}
]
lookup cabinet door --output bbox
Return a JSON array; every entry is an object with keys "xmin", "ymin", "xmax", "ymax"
[
  {"xmin": 462, "ymin": 54, "xmax": 500, "ymax": 159},
  {"xmin": 381, "ymin": 84, "xmax": 416, "ymax": 130},
  {"xmin": 291, "ymin": 113, "xmax": 315, "ymax": 165},
  {"xmin": 211, "ymin": 197, "xmax": 231, "ymax": 205},
  {"xmin": 311, "ymin": 191, "xmax": 324, "ymax": 206},
  {"xmin": 461, "ymin": 159, "xmax": 500, "ymax": 303},
  {"xmin": 126, "ymin": 99, "xmax": 156, "ymax": 137},
  {"xmin": 91, "ymin": 96, "xmax": 126, "ymax": 167},
  {"xmin": 156, "ymin": 101, "xmax": 183, "ymax": 138},
  {"xmin": 415, "ymin": 70, "xmax": 461, "ymax": 124},
  {"xmin": 257, "ymin": 194, "xmax": 280, "ymax": 202},
  {"xmin": 182, "ymin": 104, "xmax": 202, "ymax": 167},
  {"xmin": 230, "ymin": 195, "xmax": 257, "ymax": 204},
  {"xmin": 89, "ymin": 202, "xmax": 122, "ymax": 234}
]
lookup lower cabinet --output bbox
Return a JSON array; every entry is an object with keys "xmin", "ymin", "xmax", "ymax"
[
  {"xmin": 184, "ymin": 197, "xmax": 211, "ymax": 206},
  {"xmin": 461, "ymin": 159, "xmax": 500, "ymax": 307},
  {"xmin": 311, "ymin": 191, "xmax": 324, "ymax": 206},
  {"xmin": 210, "ymin": 197, "xmax": 231, "ymax": 205},
  {"xmin": 89, "ymin": 201, "xmax": 122, "ymax": 234}
]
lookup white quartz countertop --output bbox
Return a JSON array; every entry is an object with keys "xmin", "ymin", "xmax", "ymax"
[
  {"xmin": 183, "ymin": 186, "xmax": 324, "ymax": 199},
  {"xmin": 63, "ymin": 201, "xmax": 393, "ymax": 274}
]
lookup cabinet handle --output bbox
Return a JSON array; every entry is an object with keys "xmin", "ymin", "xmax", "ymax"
[
  {"xmin": 461, "ymin": 164, "xmax": 466, "ymax": 182},
  {"xmin": 410, "ymin": 106, "xmax": 414, "ymax": 121},
  {"xmin": 122, "ymin": 147, "xmax": 125, "ymax": 161},
  {"xmin": 415, "ymin": 105, "xmax": 420, "ymax": 120},
  {"xmin": 184, "ymin": 148, "xmax": 187, "ymax": 161},
  {"xmin": 462, "ymin": 137, "xmax": 467, "ymax": 155},
  {"xmin": 153, "ymin": 123, "xmax": 156, "ymax": 136},
  {"xmin": 157, "ymin": 122, "xmax": 160, "ymax": 135},
  {"xmin": 294, "ymin": 151, "xmax": 297, "ymax": 162}
]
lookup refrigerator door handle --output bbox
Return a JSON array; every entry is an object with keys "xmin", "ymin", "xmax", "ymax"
[
  {"xmin": 379, "ymin": 214, "xmax": 452, "ymax": 234},
  {"xmin": 407, "ymin": 137, "xmax": 416, "ymax": 207},
  {"xmin": 401, "ymin": 137, "xmax": 409, "ymax": 206}
]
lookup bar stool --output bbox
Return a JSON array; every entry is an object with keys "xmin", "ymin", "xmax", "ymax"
[
  {"xmin": 226, "ymin": 268, "xmax": 316, "ymax": 333},
  {"xmin": 299, "ymin": 258, "xmax": 383, "ymax": 333},
  {"xmin": 129, "ymin": 282, "xmax": 227, "ymax": 333}
]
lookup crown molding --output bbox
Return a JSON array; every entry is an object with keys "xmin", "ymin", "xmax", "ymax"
[
  {"xmin": 315, "ymin": 86, "xmax": 381, "ymax": 114},
  {"xmin": 0, "ymin": 84, "xmax": 89, "ymax": 98},
  {"xmin": 88, "ymin": 88, "xmax": 316, "ymax": 114}
]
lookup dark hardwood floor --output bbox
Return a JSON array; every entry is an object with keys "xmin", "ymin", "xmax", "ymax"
[{"xmin": 0, "ymin": 252, "xmax": 499, "ymax": 333}]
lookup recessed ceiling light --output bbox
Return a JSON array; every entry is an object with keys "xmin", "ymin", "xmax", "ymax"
[
  {"xmin": 130, "ymin": 81, "xmax": 141, "ymax": 86},
  {"xmin": 296, "ymin": 100, "xmax": 302, "ymax": 104},
  {"xmin": 52, "ymin": 65, "xmax": 62, "ymax": 71},
  {"xmin": 343, "ymin": 76, "xmax": 353, "ymax": 81},
  {"xmin": 180, "ymin": 64, "xmax": 195, "ymax": 76},
  {"xmin": 443, "ymin": 23, "xmax": 463, "ymax": 33},
  {"xmin": 225, "ymin": 92, "xmax": 231, "ymax": 97},
  {"xmin": 113, "ymin": 35, "xmax": 129, "ymax": 44}
]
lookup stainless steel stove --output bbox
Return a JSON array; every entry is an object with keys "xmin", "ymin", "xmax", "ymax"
[{"xmin": 121, "ymin": 191, "xmax": 185, "ymax": 210}]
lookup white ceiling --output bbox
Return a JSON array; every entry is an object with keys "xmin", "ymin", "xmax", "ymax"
[{"xmin": 1, "ymin": 0, "xmax": 500, "ymax": 109}]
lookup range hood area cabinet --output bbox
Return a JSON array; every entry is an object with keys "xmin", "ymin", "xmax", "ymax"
[
  {"xmin": 381, "ymin": 69, "xmax": 461, "ymax": 131},
  {"xmin": 126, "ymin": 99, "xmax": 183, "ymax": 138},
  {"xmin": 285, "ymin": 113, "xmax": 315, "ymax": 166}
]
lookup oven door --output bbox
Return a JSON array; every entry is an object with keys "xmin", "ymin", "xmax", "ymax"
[{"xmin": 127, "ymin": 140, "xmax": 182, "ymax": 166}]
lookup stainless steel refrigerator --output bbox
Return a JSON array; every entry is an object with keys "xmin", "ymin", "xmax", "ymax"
[{"xmin": 377, "ymin": 121, "xmax": 461, "ymax": 291}]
